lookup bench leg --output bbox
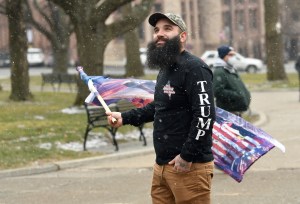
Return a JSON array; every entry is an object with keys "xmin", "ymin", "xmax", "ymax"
[
  {"xmin": 138, "ymin": 125, "xmax": 147, "ymax": 146},
  {"xmin": 83, "ymin": 126, "xmax": 91, "ymax": 151},
  {"xmin": 110, "ymin": 128, "xmax": 119, "ymax": 151}
]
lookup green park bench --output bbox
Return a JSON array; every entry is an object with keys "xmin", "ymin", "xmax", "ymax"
[
  {"xmin": 41, "ymin": 73, "xmax": 77, "ymax": 92},
  {"xmin": 83, "ymin": 100, "xmax": 147, "ymax": 151}
]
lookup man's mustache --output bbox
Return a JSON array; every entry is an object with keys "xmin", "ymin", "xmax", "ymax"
[{"xmin": 156, "ymin": 36, "xmax": 168, "ymax": 43}]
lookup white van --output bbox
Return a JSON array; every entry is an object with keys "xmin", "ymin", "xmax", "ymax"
[{"xmin": 27, "ymin": 48, "xmax": 45, "ymax": 66}]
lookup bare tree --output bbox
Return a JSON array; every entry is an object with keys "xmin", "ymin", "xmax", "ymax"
[
  {"xmin": 25, "ymin": 0, "xmax": 73, "ymax": 74},
  {"xmin": 264, "ymin": 0, "xmax": 287, "ymax": 81},
  {"xmin": 5, "ymin": 0, "xmax": 33, "ymax": 101},
  {"xmin": 49, "ymin": 0, "xmax": 154, "ymax": 105}
]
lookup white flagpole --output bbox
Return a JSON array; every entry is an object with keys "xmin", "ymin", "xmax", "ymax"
[{"xmin": 87, "ymin": 80, "xmax": 117, "ymax": 123}]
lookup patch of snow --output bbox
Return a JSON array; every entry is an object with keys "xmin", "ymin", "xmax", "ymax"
[
  {"xmin": 39, "ymin": 142, "xmax": 52, "ymax": 150},
  {"xmin": 34, "ymin": 115, "xmax": 45, "ymax": 120},
  {"xmin": 61, "ymin": 106, "xmax": 85, "ymax": 114}
]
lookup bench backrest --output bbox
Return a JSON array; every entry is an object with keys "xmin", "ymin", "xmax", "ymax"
[
  {"xmin": 85, "ymin": 103, "xmax": 117, "ymax": 127},
  {"xmin": 116, "ymin": 100, "xmax": 136, "ymax": 112},
  {"xmin": 41, "ymin": 73, "xmax": 60, "ymax": 83},
  {"xmin": 60, "ymin": 73, "xmax": 77, "ymax": 83}
]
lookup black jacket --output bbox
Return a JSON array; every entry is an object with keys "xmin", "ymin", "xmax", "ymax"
[{"xmin": 122, "ymin": 51, "xmax": 215, "ymax": 165}]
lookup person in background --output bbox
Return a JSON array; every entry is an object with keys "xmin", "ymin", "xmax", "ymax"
[
  {"xmin": 106, "ymin": 12, "xmax": 215, "ymax": 204},
  {"xmin": 212, "ymin": 45, "xmax": 251, "ymax": 117},
  {"xmin": 295, "ymin": 53, "xmax": 300, "ymax": 73}
]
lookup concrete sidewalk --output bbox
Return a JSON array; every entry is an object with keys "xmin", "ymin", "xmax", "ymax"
[
  {"xmin": 0, "ymin": 90, "xmax": 300, "ymax": 204},
  {"xmin": 1, "ymin": 90, "xmax": 296, "ymax": 178}
]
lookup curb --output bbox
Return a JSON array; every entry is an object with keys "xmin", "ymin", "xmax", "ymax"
[
  {"xmin": 0, "ymin": 147, "xmax": 154, "ymax": 179},
  {"xmin": 253, "ymin": 111, "xmax": 268, "ymax": 127},
  {"xmin": 0, "ymin": 111, "xmax": 267, "ymax": 179}
]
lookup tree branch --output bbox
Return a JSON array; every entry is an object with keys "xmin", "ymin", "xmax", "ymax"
[
  {"xmin": 106, "ymin": 0, "xmax": 153, "ymax": 40},
  {"xmin": 94, "ymin": 0, "xmax": 132, "ymax": 21},
  {"xmin": 24, "ymin": 0, "xmax": 53, "ymax": 42}
]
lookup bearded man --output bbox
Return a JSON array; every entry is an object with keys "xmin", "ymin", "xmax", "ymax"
[{"xmin": 107, "ymin": 12, "xmax": 215, "ymax": 204}]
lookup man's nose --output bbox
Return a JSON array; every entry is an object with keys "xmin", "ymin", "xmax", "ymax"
[{"xmin": 155, "ymin": 29, "xmax": 165, "ymax": 37}]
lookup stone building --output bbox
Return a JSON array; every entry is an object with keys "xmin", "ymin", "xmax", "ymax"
[{"xmin": 280, "ymin": 0, "xmax": 300, "ymax": 60}]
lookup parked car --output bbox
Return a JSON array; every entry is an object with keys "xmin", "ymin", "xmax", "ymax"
[
  {"xmin": 201, "ymin": 50, "xmax": 264, "ymax": 73},
  {"xmin": 0, "ymin": 53, "xmax": 10, "ymax": 67},
  {"xmin": 139, "ymin": 47, "xmax": 147, "ymax": 67},
  {"xmin": 0, "ymin": 48, "xmax": 45, "ymax": 67},
  {"xmin": 122, "ymin": 47, "xmax": 148, "ymax": 67},
  {"xmin": 27, "ymin": 47, "xmax": 45, "ymax": 67}
]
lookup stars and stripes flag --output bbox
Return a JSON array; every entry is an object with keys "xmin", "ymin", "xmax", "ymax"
[{"xmin": 77, "ymin": 67, "xmax": 285, "ymax": 182}]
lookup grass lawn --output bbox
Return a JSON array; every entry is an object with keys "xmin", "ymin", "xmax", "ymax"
[{"xmin": 0, "ymin": 72, "xmax": 298, "ymax": 170}]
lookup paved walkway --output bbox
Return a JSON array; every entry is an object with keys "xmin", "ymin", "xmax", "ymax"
[{"xmin": 0, "ymin": 90, "xmax": 300, "ymax": 204}]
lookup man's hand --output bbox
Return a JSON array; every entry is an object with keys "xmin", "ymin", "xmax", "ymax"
[
  {"xmin": 168, "ymin": 154, "xmax": 192, "ymax": 172},
  {"xmin": 106, "ymin": 111, "xmax": 123, "ymax": 128}
]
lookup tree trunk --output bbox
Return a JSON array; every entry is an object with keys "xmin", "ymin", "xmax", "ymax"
[
  {"xmin": 124, "ymin": 29, "xmax": 144, "ymax": 77},
  {"xmin": 6, "ymin": 0, "xmax": 33, "ymax": 101},
  {"xmin": 52, "ymin": 44, "xmax": 69, "ymax": 74},
  {"xmin": 264, "ymin": 0, "xmax": 287, "ymax": 81},
  {"xmin": 123, "ymin": 3, "xmax": 144, "ymax": 77},
  {"xmin": 51, "ymin": 4, "xmax": 71, "ymax": 74},
  {"xmin": 73, "ymin": 25, "xmax": 107, "ymax": 106}
]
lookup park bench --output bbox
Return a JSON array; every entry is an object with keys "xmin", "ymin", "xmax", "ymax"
[
  {"xmin": 41, "ymin": 73, "xmax": 77, "ymax": 92},
  {"xmin": 83, "ymin": 100, "xmax": 147, "ymax": 151}
]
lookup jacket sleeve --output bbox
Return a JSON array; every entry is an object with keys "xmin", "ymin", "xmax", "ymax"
[
  {"xmin": 121, "ymin": 101, "xmax": 155, "ymax": 126},
  {"xmin": 180, "ymin": 63, "xmax": 216, "ymax": 162}
]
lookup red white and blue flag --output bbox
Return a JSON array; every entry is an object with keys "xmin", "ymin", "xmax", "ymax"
[{"xmin": 77, "ymin": 67, "xmax": 285, "ymax": 182}]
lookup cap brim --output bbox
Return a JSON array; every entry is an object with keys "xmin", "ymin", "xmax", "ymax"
[{"xmin": 148, "ymin": 13, "xmax": 169, "ymax": 27}]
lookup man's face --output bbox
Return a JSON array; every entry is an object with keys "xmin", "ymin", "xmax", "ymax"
[
  {"xmin": 153, "ymin": 18, "xmax": 185, "ymax": 48},
  {"xmin": 224, "ymin": 51, "xmax": 236, "ymax": 62}
]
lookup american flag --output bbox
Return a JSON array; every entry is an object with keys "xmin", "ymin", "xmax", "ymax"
[{"xmin": 77, "ymin": 67, "xmax": 285, "ymax": 182}]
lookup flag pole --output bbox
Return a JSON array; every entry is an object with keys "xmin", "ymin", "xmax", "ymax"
[{"xmin": 76, "ymin": 66, "xmax": 117, "ymax": 123}]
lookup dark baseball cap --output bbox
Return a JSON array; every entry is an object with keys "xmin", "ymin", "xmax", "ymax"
[{"xmin": 148, "ymin": 12, "xmax": 187, "ymax": 32}]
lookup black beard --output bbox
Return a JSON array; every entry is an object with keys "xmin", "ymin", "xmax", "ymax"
[{"xmin": 146, "ymin": 35, "xmax": 181, "ymax": 69}]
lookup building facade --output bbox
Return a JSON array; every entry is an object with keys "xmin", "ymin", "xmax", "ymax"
[
  {"xmin": 0, "ymin": 0, "xmax": 298, "ymax": 65},
  {"xmin": 280, "ymin": 0, "xmax": 300, "ymax": 60}
]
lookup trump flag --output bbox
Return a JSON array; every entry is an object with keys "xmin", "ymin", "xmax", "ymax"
[{"xmin": 77, "ymin": 67, "xmax": 285, "ymax": 182}]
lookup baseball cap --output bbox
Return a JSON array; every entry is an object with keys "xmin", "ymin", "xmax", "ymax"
[
  {"xmin": 218, "ymin": 45, "xmax": 234, "ymax": 59},
  {"xmin": 148, "ymin": 12, "xmax": 187, "ymax": 32}
]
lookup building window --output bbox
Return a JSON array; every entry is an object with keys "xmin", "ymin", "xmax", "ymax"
[
  {"xmin": 236, "ymin": 10, "xmax": 245, "ymax": 31},
  {"xmin": 153, "ymin": 3, "xmax": 162, "ymax": 12},
  {"xmin": 181, "ymin": 1, "xmax": 186, "ymax": 12},
  {"xmin": 235, "ymin": 0, "xmax": 244, "ymax": 4},
  {"xmin": 223, "ymin": 11, "xmax": 231, "ymax": 28},
  {"xmin": 222, "ymin": 0, "xmax": 231, "ymax": 5},
  {"xmin": 253, "ymin": 42, "xmax": 262, "ymax": 59},
  {"xmin": 198, "ymin": 14, "xmax": 202, "ymax": 38},
  {"xmin": 181, "ymin": 1, "xmax": 186, "ymax": 28},
  {"xmin": 292, "ymin": 12, "xmax": 300, "ymax": 22},
  {"xmin": 190, "ymin": 0, "xmax": 195, "ymax": 39},
  {"xmin": 249, "ymin": 9, "xmax": 257, "ymax": 29}
]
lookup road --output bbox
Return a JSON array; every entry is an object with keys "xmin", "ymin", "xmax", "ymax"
[
  {"xmin": 0, "ymin": 65, "xmax": 159, "ymax": 80},
  {"xmin": 0, "ymin": 91, "xmax": 299, "ymax": 204},
  {"xmin": 0, "ymin": 60, "xmax": 298, "ymax": 80}
]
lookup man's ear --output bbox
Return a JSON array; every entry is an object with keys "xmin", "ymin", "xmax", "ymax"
[{"xmin": 180, "ymin": 31, "xmax": 187, "ymax": 42}]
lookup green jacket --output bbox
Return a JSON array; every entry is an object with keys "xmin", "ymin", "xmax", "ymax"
[{"xmin": 213, "ymin": 64, "xmax": 251, "ymax": 112}]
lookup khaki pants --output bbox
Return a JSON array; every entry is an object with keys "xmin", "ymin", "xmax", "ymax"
[{"xmin": 151, "ymin": 161, "xmax": 214, "ymax": 204}]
